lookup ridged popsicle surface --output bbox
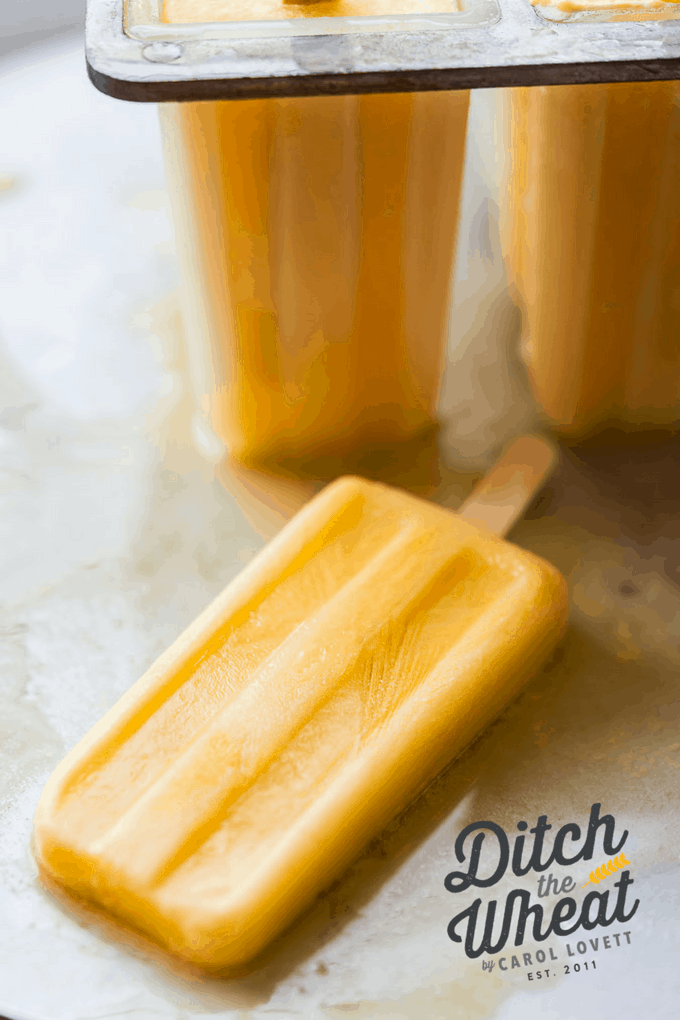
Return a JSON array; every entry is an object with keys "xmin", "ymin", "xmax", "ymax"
[{"xmin": 34, "ymin": 477, "xmax": 567, "ymax": 967}]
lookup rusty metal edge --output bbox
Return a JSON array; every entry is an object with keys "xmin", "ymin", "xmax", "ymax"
[{"xmin": 86, "ymin": 53, "xmax": 680, "ymax": 102}]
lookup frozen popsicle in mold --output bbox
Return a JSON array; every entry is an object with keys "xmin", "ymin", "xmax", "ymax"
[
  {"xmin": 502, "ymin": 82, "xmax": 680, "ymax": 438},
  {"xmin": 33, "ymin": 437, "xmax": 567, "ymax": 969}
]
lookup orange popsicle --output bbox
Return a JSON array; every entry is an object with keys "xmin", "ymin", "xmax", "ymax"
[
  {"xmin": 160, "ymin": 87, "xmax": 469, "ymax": 480},
  {"xmin": 34, "ymin": 438, "xmax": 567, "ymax": 969},
  {"xmin": 502, "ymin": 82, "xmax": 680, "ymax": 438}
]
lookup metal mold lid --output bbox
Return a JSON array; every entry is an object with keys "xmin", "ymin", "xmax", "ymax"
[{"xmin": 88, "ymin": 0, "xmax": 680, "ymax": 102}]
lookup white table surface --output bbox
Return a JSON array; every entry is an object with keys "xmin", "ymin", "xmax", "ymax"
[{"xmin": 1, "ymin": 34, "xmax": 678, "ymax": 1020}]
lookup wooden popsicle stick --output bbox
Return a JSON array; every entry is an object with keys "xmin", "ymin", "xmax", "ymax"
[
  {"xmin": 218, "ymin": 434, "xmax": 557, "ymax": 542},
  {"xmin": 456, "ymin": 434, "xmax": 558, "ymax": 537}
]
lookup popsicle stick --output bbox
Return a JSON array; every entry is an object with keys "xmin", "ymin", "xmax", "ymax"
[
  {"xmin": 217, "ymin": 435, "xmax": 556, "ymax": 541},
  {"xmin": 456, "ymin": 434, "xmax": 558, "ymax": 537}
]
